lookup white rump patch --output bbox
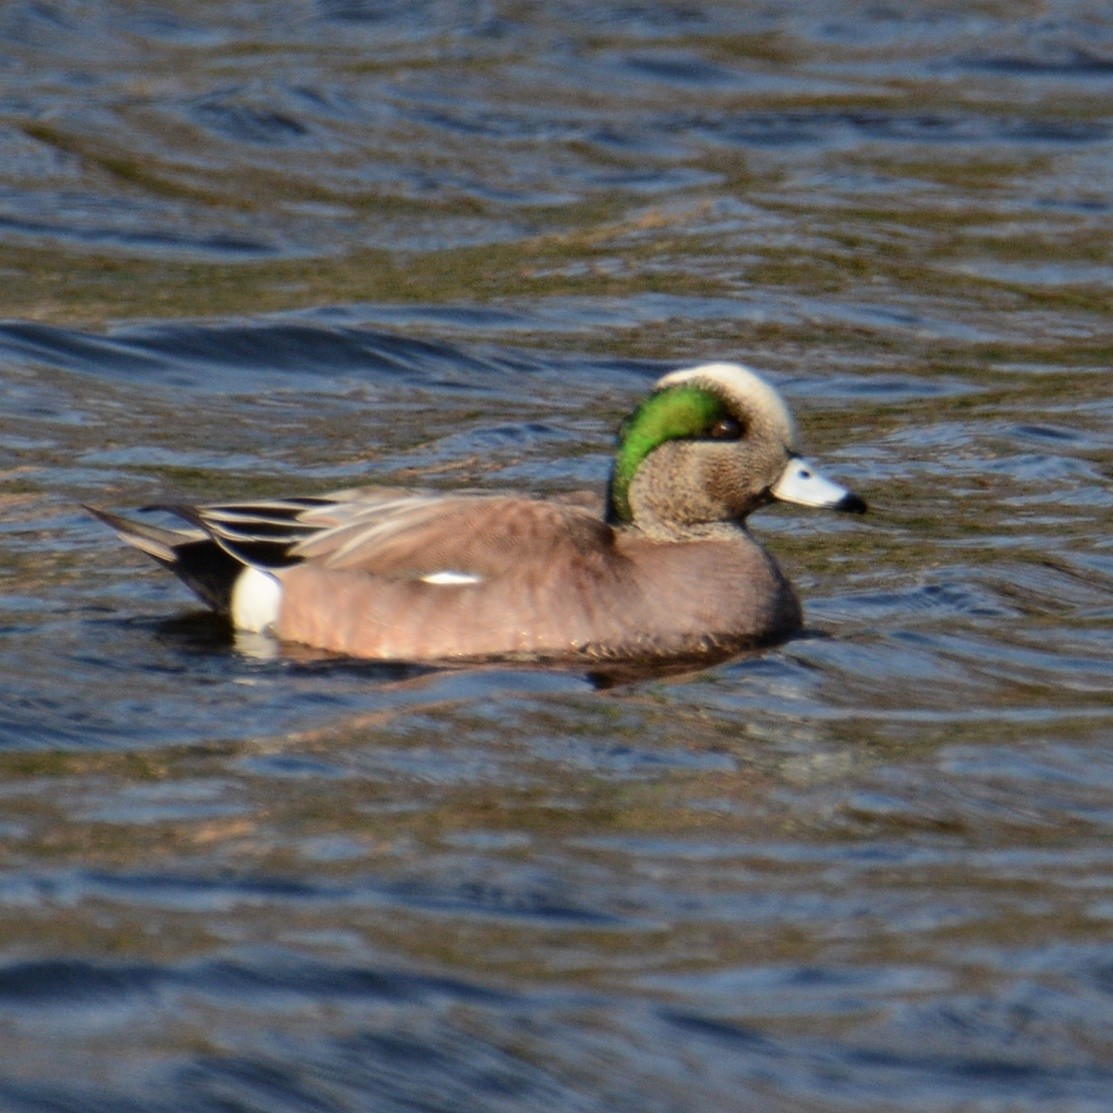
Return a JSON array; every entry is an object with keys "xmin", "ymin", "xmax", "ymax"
[
  {"xmin": 419, "ymin": 570, "xmax": 484, "ymax": 586},
  {"xmin": 231, "ymin": 565, "xmax": 282, "ymax": 632}
]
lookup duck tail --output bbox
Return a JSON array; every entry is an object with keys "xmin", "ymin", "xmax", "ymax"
[{"xmin": 84, "ymin": 504, "xmax": 243, "ymax": 615}]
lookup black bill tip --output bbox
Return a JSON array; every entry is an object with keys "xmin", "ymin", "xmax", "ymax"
[{"xmin": 835, "ymin": 492, "xmax": 868, "ymax": 514}]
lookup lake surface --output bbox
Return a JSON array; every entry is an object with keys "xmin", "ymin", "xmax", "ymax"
[{"xmin": 1, "ymin": 1, "xmax": 1111, "ymax": 1109}]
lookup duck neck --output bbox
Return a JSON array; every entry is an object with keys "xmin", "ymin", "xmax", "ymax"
[
  {"xmin": 604, "ymin": 467, "xmax": 626, "ymax": 527},
  {"xmin": 633, "ymin": 518, "xmax": 751, "ymax": 543},
  {"xmin": 606, "ymin": 472, "xmax": 747, "ymax": 541}
]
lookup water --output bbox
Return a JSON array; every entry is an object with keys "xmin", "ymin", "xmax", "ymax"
[{"xmin": 1, "ymin": 1, "xmax": 1112, "ymax": 1109}]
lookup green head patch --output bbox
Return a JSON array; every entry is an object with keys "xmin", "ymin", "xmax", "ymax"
[{"xmin": 608, "ymin": 385, "xmax": 729, "ymax": 523}]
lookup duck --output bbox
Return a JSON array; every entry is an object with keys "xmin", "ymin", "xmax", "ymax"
[{"xmin": 87, "ymin": 362, "xmax": 866, "ymax": 665}]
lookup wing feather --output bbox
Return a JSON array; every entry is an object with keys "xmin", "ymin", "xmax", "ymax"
[{"xmin": 170, "ymin": 487, "xmax": 614, "ymax": 579}]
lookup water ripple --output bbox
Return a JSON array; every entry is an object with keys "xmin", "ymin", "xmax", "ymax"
[{"xmin": 1, "ymin": 3, "xmax": 1111, "ymax": 1109}]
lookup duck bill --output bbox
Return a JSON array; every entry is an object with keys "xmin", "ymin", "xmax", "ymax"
[{"xmin": 771, "ymin": 456, "xmax": 867, "ymax": 513}]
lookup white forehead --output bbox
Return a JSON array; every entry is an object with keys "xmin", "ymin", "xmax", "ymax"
[{"xmin": 654, "ymin": 362, "xmax": 797, "ymax": 442}]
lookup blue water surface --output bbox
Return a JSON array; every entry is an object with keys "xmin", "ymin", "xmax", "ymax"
[{"xmin": 0, "ymin": 2, "xmax": 1111, "ymax": 1110}]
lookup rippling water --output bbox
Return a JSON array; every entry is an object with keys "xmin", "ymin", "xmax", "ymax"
[{"xmin": 1, "ymin": 2, "xmax": 1111, "ymax": 1110}]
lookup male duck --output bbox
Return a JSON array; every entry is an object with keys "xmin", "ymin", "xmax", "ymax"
[{"xmin": 88, "ymin": 362, "xmax": 865, "ymax": 664}]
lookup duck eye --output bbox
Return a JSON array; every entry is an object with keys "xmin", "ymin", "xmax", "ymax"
[{"xmin": 707, "ymin": 416, "xmax": 745, "ymax": 440}]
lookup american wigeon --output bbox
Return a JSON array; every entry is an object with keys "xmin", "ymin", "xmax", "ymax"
[{"xmin": 88, "ymin": 362, "xmax": 865, "ymax": 664}]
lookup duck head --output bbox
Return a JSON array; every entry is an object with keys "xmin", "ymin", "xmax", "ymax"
[{"xmin": 607, "ymin": 362, "xmax": 866, "ymax": 539}]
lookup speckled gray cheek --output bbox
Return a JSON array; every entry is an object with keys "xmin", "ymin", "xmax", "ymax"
[
  {"xmin": 624, "ymin": 436, "xmax": 779, "ymax": 538},
  {"xmin": 625, "ymin": 442, "xmax": 708, "ymax": 533},
  {"xmin": 738, "ymin": 405, "xmax": 794, "ymax": 469},
  {"xmin": 704, "ymin": 450, "xmax": 762, "ymax": 511}
]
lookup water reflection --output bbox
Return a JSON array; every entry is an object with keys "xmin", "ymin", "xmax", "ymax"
[{"xmin": 0, "ymin": 1, "xmax": 1111, "ymax": 1110}]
